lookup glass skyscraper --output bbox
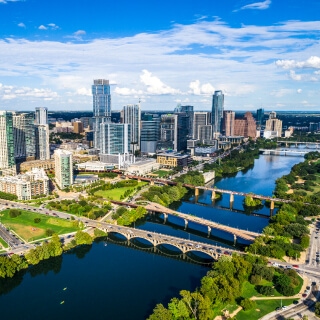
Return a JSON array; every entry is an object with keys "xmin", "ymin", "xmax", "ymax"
[
  {"xmin": 92, "ymin": 79, "xmax": 111, "ymax": 149},
  {"xmin": 211, "ymin": 90, "xmax": 224, "ymax": 134}
]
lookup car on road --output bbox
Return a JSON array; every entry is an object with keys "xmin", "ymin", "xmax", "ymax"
[
  {"xmin": 302, "ymin": 293, "xmax": 308, "ymax": 298},
  {"xmin": 275, "ymin": 307, "xmax": 281, "ymax": 311},
  {"xmin": 286, "ymin": 265, "xmax": 292, "ymax": 269},
  {"xmin": 292, "ymin": 264, "xmax": 299, "ymax": 268},
  {"xmin": 282, "ymin": 306, "xmax": 287, "ymax": 310}
]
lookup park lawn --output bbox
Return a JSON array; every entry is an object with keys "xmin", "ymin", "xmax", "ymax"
[
  {"xmin": 153, "ymin": 170, "xmax": 173, "ymax": 178},
  {"xmin": 236, "ymin": 298, "xmax": 296, "ymax": 320},
  {"xmin": 95, "ymin": 182, "xmax": 147, "ymax": 201},
  {"xmin": 0, "ymin": 209, "xmax": 79, "ymax": 241},
  {"xmin": 293, "ymin": 273, "xmax": 304, "ymax": 294},
  {"xmin": 0, "ymin": 237, "xmax": 8, "ymax": 248},
  {"xmin": 241, "ymin": 280, "xmax": 283, "ymax": 299}
]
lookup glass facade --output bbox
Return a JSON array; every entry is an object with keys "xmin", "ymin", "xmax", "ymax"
[{"xmin": 212, "ymin": 90, "xmax": 224, "ymax": 134}]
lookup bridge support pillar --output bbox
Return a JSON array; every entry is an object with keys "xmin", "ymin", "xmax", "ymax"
[
  {"xmin": 150, "ymin": 180, "xmax": 154, "ymax": 186},
  {"xmin": 138, "ymin": 178, "xmax": 141, "ymax": 183},
  {"xmin": 208, "ymin": 226, "xmax": 211, "ymax": 237},
  {"xmin": 125, "ymin": 176, "xmax": 129, "ymax": 180},
  {"xmin": 233, "ymin": 234, "xmax": 237, "ymax": 246},
  {"xmin": 184, "ymin": 219, "xmax": 188, "ymax": 230},
  {"xmin": 211, "ymin": 191, "xmax": 216, "ymax": 202},
  {"xmin": 270, "ymin": 200, "xmax": 275, "ymax": 216},
  {"xmin": 163, "ymin": 213, "xmax": 167, "ymax": 224},
  {"xmin": 230, "ymin": 193, "xmax": 234, "ymax": 209},
  {"xmin": 195, "ymin": 188, "xmax": 199, "ymax": 197}
]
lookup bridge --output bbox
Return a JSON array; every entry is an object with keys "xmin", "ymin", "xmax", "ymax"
[
  {"xmin": 111, "ymin": 200, "xmax": 260, "ymax": 241},
  {"xmin": 277, "ymin": 141, "xmax": 320, "ymax": 148},
  {"xmin": 94, "ymin": 220, "xmax": 244, "ymax": 260},
  {"xmin": 259, "ymin": 149, "xmax": 309, "ymax": 156}
]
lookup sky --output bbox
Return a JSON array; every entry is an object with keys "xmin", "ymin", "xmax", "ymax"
[{"xmin": 0, "ymin": 0, "xmax": 319, "ymax": 112}]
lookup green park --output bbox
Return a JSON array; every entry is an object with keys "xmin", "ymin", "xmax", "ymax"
[{"xmin": 0, "ymin": 209, "xmax": 79, "ymax": 242}]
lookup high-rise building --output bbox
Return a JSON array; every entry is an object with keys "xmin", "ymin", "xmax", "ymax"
[
  {"xmin": 0, "ymin": 111, "xmax": 15, "ymax": 173},
  {"xmin": 121, "ymin": 104, "xmax": 141, "ymax": 152},
  {"xmin": 99, "ymin": 123, "xmax": 131, "ymax": 155},
  {"xmin": 92, "ymin": 79, "xmax": 111, "ymax": 149},
  {"xmin": 54, "ymin": 149, "xmax": 73, "ymax": 189},
  {"xmin": 256, "ymin": 108, "xmax": 264, "ymax": 127},
  {"xmin": 73, "ymin": 121, "xmax": 84, "ymax": 134},
  {"xmin": 234, "ymin": 112, "xmax": 256, "ymax": 138},
  {"xmin": 223, "ymin": 111, "xmax": 235, "ymax": 136},
  {"xmin": 212, "ymin": 90, "xmax": 224, "ymax": 134},
  {"xmin": 35, "ymin": 125, "xmax": 50, "ymax": 160},
  {"xmin": 35, "ymin": 107, "xmax": 48, "ymax": 125},
  {"xmin": 193, "ymin": 112, "xmax": 212, "ymax": 140},
  {"xmin": 265, "ymin": 117, "xmax": 282, "ymax": 137},
  {"xmin": 13, "ymin": 112, "xmax": 36, "ymax": 162},
  {"xmin": 269, "ymin": 111, "xmax": 277, "ymax": 119},
  {"xmin": 175, "ymin": 105, "xmax": 194, "ymax": 138},
  {"xmin": 140, "ymin": 115, "xmax": 160, "ymax": 154}
]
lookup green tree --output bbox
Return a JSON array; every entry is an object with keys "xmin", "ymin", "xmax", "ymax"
[
  {"xmin": 240, "ymin": 298, "xmax": 256, "ymax": 311},
  {"xmin": 75, "ymin": 231, "xmax": 93, "ymax": 245},
  {"xmin": 147, "ymin": 304, "xmax": 173, "ymax": 320}
]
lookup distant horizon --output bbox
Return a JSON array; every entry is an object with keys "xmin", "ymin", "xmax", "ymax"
[{"xmin": 0, "ymin": 0, "xmax": 319, "ymax": 111}]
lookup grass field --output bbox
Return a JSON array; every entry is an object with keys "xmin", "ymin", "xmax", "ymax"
[
  {"xmin": 0, "ymin": 209, "xmax": 79, "ymax": 242},
  {"xmin": 241, "ymin": 280, "xmax": 283, "ymax": 299},
  {"xmin": 236, "ymin": 299, "xmax": 296, "ymax": 320},
  {"xmin": 0, "ymin": 237, "xmax": 8, "ymax": 248},
  {"xmin": 152, "ymin": 170, "xmax": 173, "ymax": 178},
  {"xmin": 95, "ymin": 182, "xmax": 148, "ymax": 201}
]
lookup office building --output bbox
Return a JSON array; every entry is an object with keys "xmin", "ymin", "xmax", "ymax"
[
  {"xmin": 73, "ymin": 121, "xmax": 84, "ymax": 134},
  {"xmin": 234, "ymin": 112, "xmax": 257, "ymax": 138},
  {"xmin": 193, "ymin": 112, "xmax": 212, "ymax": 140},
  {"xmin": 99, "ymin": 123, "xmax": 131, "ymax": 155},
  {"xmin": 223, "ymin": 111, "xmax": 235, "ymax": 136},
  {"xmin": 212, "ymin": 90, "xmax": 224, "ymax": 134},
  {"xmin": 157, "ymin": 152, "xmax": 191, "ymax": 168},
  {"xmin": 309, "ymin": 122, "xmax": 319, "ymax": 132},
  {"xmin": 54, "ymin": 149, "xmax": 73, "ymax": 189},
  {"xmin": 175, "ymin": 105, "xmax": 194, "ymax": 138},
  {"xmin": 140, "ymin": 117, "xmax": 160, "ymax": 154},
  {"xmin": 92, "ymin": 79, "xmax": 111, "ymax": 149},
  {"xmin": 0, "ymin": 111, "xmax": 15, "ymax": 174},
  {"xmin": 35, "ymin": 107, "xmax": 48, "ymax": 125},
  {"xmin": 121, "ymin": 104, "xmax": 141, "ymax": 152},
  {"xmin": 256, "ymin": 108, "xmax": 264, "ymax": 127}
]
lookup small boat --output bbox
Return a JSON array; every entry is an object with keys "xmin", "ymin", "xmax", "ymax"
[
  {"xmin": 63, "ymin": 287, "xmax": 67, "ymax": 291},
  {"xmin": 60, "ymin": 301, "xmax": 65, "ymax": 304}
]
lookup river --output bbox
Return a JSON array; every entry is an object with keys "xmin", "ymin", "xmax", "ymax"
[{"xmin": 0, "ymin": 153, "xmax": 304, "ymax": 320}]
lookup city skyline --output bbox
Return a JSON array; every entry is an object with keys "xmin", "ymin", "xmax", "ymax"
[{"xmin": 0, "ymin": 0, "xmax": 319, "ymax": 111}]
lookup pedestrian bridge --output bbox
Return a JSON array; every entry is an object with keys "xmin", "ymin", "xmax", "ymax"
[{"xmin": 97, "ymin": 222, "xmax": 244, "ymax": 260}]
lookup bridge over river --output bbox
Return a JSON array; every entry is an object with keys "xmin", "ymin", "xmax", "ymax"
[
  {"xmin": 111, "ymin": 201, "xmax": 260, "ymax": 241},
  {"xmin": 92, "ymin": 220, "xmax": 244, "ymax": 260}
]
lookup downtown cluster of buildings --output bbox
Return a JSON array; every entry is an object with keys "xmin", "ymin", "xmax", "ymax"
[{"xmin": 0, "ymin": 78, "xmax": 288, "ymax": 198}]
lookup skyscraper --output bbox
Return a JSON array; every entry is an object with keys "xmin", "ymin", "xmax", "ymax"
[
  {"xmin": 35, "ymin": 125, "xmax": 50, "ymax": 160},
  {"xmin": 234, "ymin": 112, "xmax": 257, "ymax": 138},
  {"xmin": 0, "ymin": 111, "xmax": 15, "ymax": 172},
  {"xmin": 13, "ymin": 112, "xmax": 36, "ymax": 162},
  {"xmin": 256, "ymin": 108, "xmax": 264, "ymax": 127},
  {"xmin": 140, "ymin": 114, "xmax": 160, "ymax": 154},
  {"xmin": 54, "ymin": 149, "xmax": 73, "ymax": 189},
  {"xmin": 212, "ymin": 90, "xmax": 224, "ymax": 134},
  {"xmin": 223, "ymin": 111, "xmax": 235, "ymax": 136},
  {"xmin": 122, "ymin": 104, "xmax": 141, "ymax": 152},
  {"xmin": 35, "ymin": 107, "xmax": 48, "ymax": 125},
  {"xmin": 92, "ymin": 79, "xmax": 111, "ymax": 149}
]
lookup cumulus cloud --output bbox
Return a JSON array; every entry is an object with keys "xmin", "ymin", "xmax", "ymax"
[
  {"xmin": 140, "ymin": 70, "xmax": 180, "ymax": 95},
  {"xmin": 297, "ymin": 89, "xmax": 302, "ymax": 93},
  {"xmin": 77, "ymin": 88, "xmax": 91, "ymax": 96},
  {"xmin": 0, "ymin": 85, "xmax": 58, "ymax": 100},
  {"xmin": 38, "ymin": 25, "xmax": 47, "ymax": 30},
  {"xmin": 235, "ymin": 0, "xmax": 271, "ymax": 11},
  {"xmin": 39, "ymin": 23, "xmax": 59, "ymax": 31},
  {"xmin": 289, "ymin": 70, "xmax": 301, "ymax": 81},
  {"xmin": 0, "ymin": 0, "xmax": 23, "ymax": 3},
  {"xmin": 276, "ymin": 56, "xmax": 320, "ymax": 69},
  {"xmin": 114, "ymin": 87, "xmax": 143, "ymax": 96},
  {"xmin": 270, "ymin": 88, "xmax": 293, "ymax": 97},
  {"xmin": 17, "ymin": 22, "xmax": 26, "ymax": 28},
  {"xmin": 189, "ymin": 80, "xmax": 215, "ymax": 95}
]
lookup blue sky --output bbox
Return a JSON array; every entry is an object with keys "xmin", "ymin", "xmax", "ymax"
[{"xmin": 0, "ymin": 0, "xmax": 319, "ymax": 111}]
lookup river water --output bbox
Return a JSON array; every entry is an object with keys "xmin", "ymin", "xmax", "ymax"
[{"xmin": 0, "ymin": 153, "xmax": 304, "ymax": 320}]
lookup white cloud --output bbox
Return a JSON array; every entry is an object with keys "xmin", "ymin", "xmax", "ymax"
[
  {"xmin": 140, "ymin": 70, "xmax": 181, "ymax": 95},
  {"xmin": 289, "ymin": 70, "xmax": 301, "ymax": 81},
  {"xmin": 39, "ymin": 23, "xmax": 59, "ymax": 31},
  {"xmin": 276, "ymin": 56, "xmax": 320, "ymax": 69},
  {"xmin": 297, "ymin": 89, "xmax": 302, "ymax": 93},
  {"xmin": 38, "ymin": 25, "xmax": 47, "ymax": 30},
  {"xmin": 76, "ymin": 88, "xmax": 91, "ymax": 96},
  {"xmin": 17, "ymin": 22, "xmax": 25, "ymax": 28},
  {"xmin": 114, "ymin": 87, "xmax": 143, "ymax": 96},
  {"xmin": 270, "ymin": 89, "xmax": 293, "ymax": 97},
  {"xmin": 0, "ymin": 0, "xmax": 23, "ymax": 3},
  {"xmin": 189, "ymin": 80, "xmax": 215, "ymax": 95},
  {"xmin": 235, "ymin": 0, "xmax": 271, "ymax": 11},
  {"xmin": 0, "ymin": 85, "xmax": 58, "ymax": 100}
]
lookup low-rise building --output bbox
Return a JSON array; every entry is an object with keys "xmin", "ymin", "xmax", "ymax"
[
  {"xmin": 156, "ymin": 152, "xmax": 191, "ymax": 168},
  {"xmin": 76, "ymin": 161, "xmax": 115, "ymax": 172},
  {"xmin": 19, "ymin": 159, "xmax": 55, "ymax": 172},
  {"xmin": 126, "ymin": 159, "xmax": 160, "ymax": 175},
  {"xmin": 0, "ymin": 168, "xmax": 49, "ymax": 200}
]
